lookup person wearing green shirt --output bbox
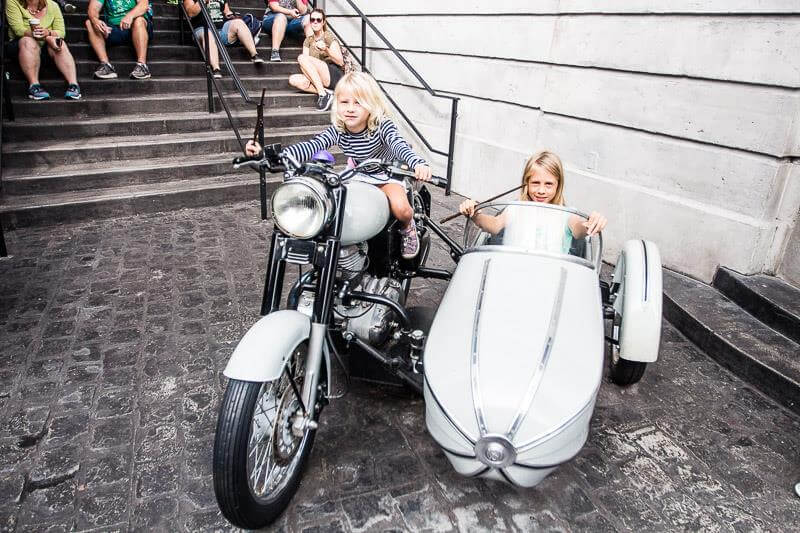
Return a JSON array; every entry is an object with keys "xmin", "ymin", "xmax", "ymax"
[
  {"xmin": 84, "ymin": 0, "xmax": 154, "ymax": 79},
  {"xmin": 5, "ymin": 0, "xmax": 81, "ymax": 99}
]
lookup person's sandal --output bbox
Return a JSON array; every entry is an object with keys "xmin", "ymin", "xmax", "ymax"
[{"xmin": 400, "ymin": 220, "xmax": 420, "ymax": 259}]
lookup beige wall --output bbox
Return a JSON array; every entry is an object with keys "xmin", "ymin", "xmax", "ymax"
[{"xmin": 323, "ymin": 0, "xmax": 800, "ymax": 283}]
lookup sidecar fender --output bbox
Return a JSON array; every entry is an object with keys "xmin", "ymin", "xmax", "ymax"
[
  {"xmin": 224, "ymin": 310, "xmax": 311, "ymax": 382},
  {"xmin": 614, "ymin": 240, "xmax": 663, "ymax": 363}
]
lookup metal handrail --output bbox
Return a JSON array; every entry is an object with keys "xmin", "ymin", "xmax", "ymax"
[
  {"xmin": 1, "ymin": 0, "xmax": 14, "ymax": 256},
  {"xmin": 178, "ymin": 0, "xmax": 270, "ymax": 218},
  {"xmin": 312, "ymin": 0, "xmax": 459, "ymax": 194}
]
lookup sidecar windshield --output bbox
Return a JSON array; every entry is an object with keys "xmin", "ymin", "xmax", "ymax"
[{"xmin": 463, "ymin": 202, "xmax": 602, "ymax": 268}]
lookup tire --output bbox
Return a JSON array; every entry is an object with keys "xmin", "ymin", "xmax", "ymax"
[
  {"xmin": 610, "ymin": 351, "xmax": 647, "ymax": 385},
  {"xmin": 608, "ymin": 310, "xmax": 647, "ymax": 386},
  {"xmin": 213, "ymin": 343, "xmax": 319, "ymax": 529}
]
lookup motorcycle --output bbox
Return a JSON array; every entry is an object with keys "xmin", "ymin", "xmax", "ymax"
[
  {"xmin": 212, "ymin": 146, "xmax": 664, "ymax": 528},
  {"xmin": 212, "ymin": 146, "xmax": 459, "ymax": 529}
]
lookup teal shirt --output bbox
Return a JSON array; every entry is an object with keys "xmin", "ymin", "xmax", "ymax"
[{"xmin": 98, "ymin": 0, "xmax": 152, "ymax": 26}]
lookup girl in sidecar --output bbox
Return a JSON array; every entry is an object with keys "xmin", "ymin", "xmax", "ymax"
[
  {"xmin": 246, "ymin": 71, "xmax": 431, "ymax": 259},
  {"xmin": 458, "ymin": 150, "xmax": 607, "ymax": 240}
]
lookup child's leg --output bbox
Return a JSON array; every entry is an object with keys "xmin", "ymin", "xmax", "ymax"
[{"xmin": 380, "ymin": 183, "xmax": 413, "ymax": 228}]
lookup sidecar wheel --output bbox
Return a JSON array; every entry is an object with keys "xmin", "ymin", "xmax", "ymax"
[
  {"xmin": 213, "ymin": 345, "xmax": 318, "ymax": 529},
  {"xmin": 610, "ymin": 354, "xmax": 647, "ymax": 385}
]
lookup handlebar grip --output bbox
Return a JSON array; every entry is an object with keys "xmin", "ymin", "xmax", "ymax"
[
  {"xmin": 429, "ymin": 175, "xmax": 447, "ymax": 189},
  {"xmin": 232, "ymin": 153, "xmax": 262, "ymax": 168}
]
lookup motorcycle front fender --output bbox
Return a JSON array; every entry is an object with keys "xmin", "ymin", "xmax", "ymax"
[{"xmin": 224, "ymin": 310, "xmax": 311, "ymax": 382}]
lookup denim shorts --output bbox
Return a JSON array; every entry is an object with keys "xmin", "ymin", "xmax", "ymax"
[
  {"xmin": 193, "ymin": 20, "xmax": 237, "ymax": 46},
  {"xmin": 262, "ymin": 12, "xmax": 307, "ymax": 37},
  {"xmin": 106, "ymin": 17, "xmax": 154, "ymax": 46}
]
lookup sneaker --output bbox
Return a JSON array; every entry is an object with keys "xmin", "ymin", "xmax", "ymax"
[
  {"xmin": 400, "ymin": 220, "xmax": 420, "ymax": 259},
  {"xmin": 64, "ymin": 84, "xmax": 82, "ymax": 100},
  {"xmin": 28, "ymin": 83, "xmax": 50, "ymax": 100},
  {"xmin": 251, "ymin": 54, "xmax": 264, "ymax": 65},
  {"xmin": 63, "ymin": 2, "xmax": 76, "ymax": 13},
  {"xmin": 316, "ymin": 90, "xmax": 333, "ymax": 111},
  {"xmin": 94, "ymin": 62, "xmax": 117, "ymax": 79},
  {"xmin": 212, "ymin": 68, "xmax": 222, "ymax": 79},
  {"xmin": 270, "ymin": 49, "xmax": 281, "ymax": 62},
  {"xmin": 130, "ymin": 62, "xmax": 151, "ymax": 80}
]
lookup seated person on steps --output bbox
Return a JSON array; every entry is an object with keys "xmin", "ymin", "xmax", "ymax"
[
  {"xmin": 85, "ymin": 0, "xmax": 153, "ymax": 79},
  {"xmin": 261, "ymin": 0, "xmax": 311, "ymax": 62},
  {"xmin": 5, "ymin": 0, "xmax": 81, "ymax": 100}
]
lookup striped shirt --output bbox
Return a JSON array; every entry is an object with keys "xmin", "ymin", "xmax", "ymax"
[{"xmin": 284, "ymin": 119, "xmax": 426, "ymax": 181}]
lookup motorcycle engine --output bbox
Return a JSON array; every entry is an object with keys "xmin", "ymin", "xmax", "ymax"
[
  {"xmin": 338, "ymin": 243, "xmax": 368, "ymax": 283},
  {"xmin": 336, "ymin": 274, "xmax": 404, "ymax": 346}
]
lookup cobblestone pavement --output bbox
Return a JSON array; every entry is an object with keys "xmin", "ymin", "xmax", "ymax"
[{"xmin": 1, "ymin": 190, "xmax": 799, "ymax": 532}]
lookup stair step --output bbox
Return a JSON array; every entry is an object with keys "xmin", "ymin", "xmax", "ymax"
[
  {"xmin": 65, "ymin": 0, "xmax": 268, "ymax": 16},
  {"xmin": 1, "ymin": 149, "xmax": 347, "ymax": 195},
  {"xmin": 663, "ymin": 269, "xmax": 800, "ymax": 415},
  {"xmin": 3, "ymin": 106, "xmax": 329, "ymax": 142},
  {"xmin": 0, "ymin": 173, "xmax": 281, "ymax": 228},
  {"xmin": 2, "ymin": 126, "xmax": 320, "ymax": 167},
  {"xmin": 6, "ymin": 75, "xmax": 298, "ymax": 96},
  {"xmin": 713, "ymin": 267, "xmax": 800, "ymax": 345},
  {"xmin": 1, "ymin": 152, "xmax": 240, "ymax": 194},
  {"xmin": 9, "ymin": 90, "xmax": 315, "ymax": 118},
  {"xmin": 51, "ymin": 42, "xmax": 301, "ymax": 62},
  {"xmin": 6, "ymin": 57, "xmax": 300, "ymax": 81}
]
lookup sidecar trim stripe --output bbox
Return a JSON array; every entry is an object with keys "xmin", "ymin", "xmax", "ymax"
[
  {"xmin": 470, "ymin": 258, "xmax": 492, "ymax": 437},
  {"xmin": 424, "ymin": 378, "xmax": 478, "ymax": 445},
  {"xmin": 505, "ymin": 267, "xmax": 568, "ymax": 442},
  {"xmin": 514, "ymin": 386, "xmax": 599, "ymax": 454}
]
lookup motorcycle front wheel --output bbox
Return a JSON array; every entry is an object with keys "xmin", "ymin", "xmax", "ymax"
[{"xmin": 213, "ymin": 343, "xmax": 318, "ymax": 529}]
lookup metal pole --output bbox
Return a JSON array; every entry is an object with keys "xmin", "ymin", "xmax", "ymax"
[
  {"xmin": 257, "ymin": 101, "xmax": 267, "ymax": 220},
  {"xmin": 0, "ymin": 221, "xmax": 6, "ymax": 258},
  {"xmin": 205, "ymin": 29, "xmax": 214, "ymax": 113},
  {"xmin": 360, "ymin": 18, "xmax": 366, "ymax": 70},
  {"xmin": 445, "ymin": 98, "xmax": 459, "ymax": 196}
]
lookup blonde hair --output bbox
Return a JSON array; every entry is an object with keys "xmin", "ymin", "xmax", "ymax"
[
  {"xmin": 520, "ymin": 150, "xmax": 565, "ymax": 206},
  {"xmin": 331, "ymin": 72, "xmax": 391, "ymax": 134}
]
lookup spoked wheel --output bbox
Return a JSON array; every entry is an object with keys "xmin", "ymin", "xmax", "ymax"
[
  {"xmin": 213, "ymin": 342, "xmax": 319, "ymax": 529},
  {"xmin": 608, "ymin": 311, "xmax": 646, "ymax": 385}
]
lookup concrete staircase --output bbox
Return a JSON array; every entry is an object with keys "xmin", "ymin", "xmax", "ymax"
[
  {"xmin": 1, "ymin": 0, "xmax": 328, "ymax": 227},
  {"xmin": 664, "ymin": 267, "xmax": 800, "ymax": 415}
]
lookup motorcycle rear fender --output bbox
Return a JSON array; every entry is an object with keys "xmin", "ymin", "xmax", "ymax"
[{"xmin": 224, "ymin": 310, "xmax": 312, "ymax": 382}]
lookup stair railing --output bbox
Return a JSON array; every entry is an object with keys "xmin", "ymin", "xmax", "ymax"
[
  {"xmin": 1, "ymin": 0, "xmax": 14, "ymax": 256},
  {"xmin": 178, "ymin": 0, "xmax": 271, "ymax": 219},
  {"xmin": 312, "ymin": 0, "xmax": 459, "ymax": 194}
]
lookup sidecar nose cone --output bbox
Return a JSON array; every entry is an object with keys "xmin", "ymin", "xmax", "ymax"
[{"xmin": 474, "ymin": 434, "xmax": 516, "ymax": 469}]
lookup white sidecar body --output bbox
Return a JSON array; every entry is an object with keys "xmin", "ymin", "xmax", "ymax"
[{"xmin": 424, "ymin": 202, "xmax": 661, "ymax": 487}]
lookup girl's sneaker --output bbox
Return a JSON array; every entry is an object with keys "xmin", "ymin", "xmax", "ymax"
[
  {"xmin": 400, "ymin": 219, "xmax": 420, "ymax": 259},
  {"xmin": 28, "ymin": 84, "xmax": 50, "ymax": 100},
  {"xmin": 64, "ymin": 84, "xmax": 82, "ymax": 100}
]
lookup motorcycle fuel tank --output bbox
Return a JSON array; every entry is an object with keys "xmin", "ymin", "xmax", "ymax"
[
  {"xmin": 423, "ymin": 250, "xmax": 604, "ymax": 487},
  {"xmin": 341, "ymin": 182, "xmax": 390, "ymax": 246}
]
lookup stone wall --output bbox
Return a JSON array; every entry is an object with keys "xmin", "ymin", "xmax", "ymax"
[{"xmin": 322, "ymin": 0, "xmax": 800, "ymax": 282}]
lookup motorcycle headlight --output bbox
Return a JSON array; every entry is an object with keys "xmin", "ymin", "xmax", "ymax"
[{"xmin": 271, "ymin": 177, "xmax": 332, "ymax": 239}]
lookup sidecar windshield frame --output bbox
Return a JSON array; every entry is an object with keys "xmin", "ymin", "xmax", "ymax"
[{"xmin": 462, "ymin": 201, "xmax": 603, "ymax": 270}]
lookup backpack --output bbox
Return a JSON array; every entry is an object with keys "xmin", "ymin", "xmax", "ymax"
[{"xmin": 241, "ymin": 13, "xmax": 263, "ymax": 44}]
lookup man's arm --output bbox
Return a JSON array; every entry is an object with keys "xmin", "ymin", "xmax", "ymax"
[
  {"xmin": 182, "ymin": 0, "xmax": 200, "ymax": 18},
  {"xmin": 119, "ymin": 0, "xmax": 150, "ymax": 30},
  {"xmin": 269, "ymin": 0, "xmax": 299, "ymax": 17},
  {"xmin": 87, "ymin": 0, "xmax": 110, "ymax": 35}
]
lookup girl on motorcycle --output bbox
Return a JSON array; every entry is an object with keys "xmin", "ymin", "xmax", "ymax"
[
  {"xmin": 246, "ymin": 71, "xmax": 432, "ymax": 259},
  {"xmin": 458, "ymin": 150, "xmax": 608, "ymax": 239}
]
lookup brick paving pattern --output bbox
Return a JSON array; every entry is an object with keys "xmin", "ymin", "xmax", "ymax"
[{"xmin": 1, "ymin": 191, "xmax": 799, "ymax": 532}]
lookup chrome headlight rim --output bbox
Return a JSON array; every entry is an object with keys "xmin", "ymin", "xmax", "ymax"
[{"xmin": 270, "ymin": 176, "xmax": 333, "ymax": 239}]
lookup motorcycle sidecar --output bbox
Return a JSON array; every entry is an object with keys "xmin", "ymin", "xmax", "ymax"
[{"xmin": 423, "ymin": 202, "xmax": 662, "ymax": 487}]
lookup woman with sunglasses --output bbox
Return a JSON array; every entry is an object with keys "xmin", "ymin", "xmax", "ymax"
[{"xmin": 288, "ymin": 8, "xmax": 344, "ymax": 111}]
